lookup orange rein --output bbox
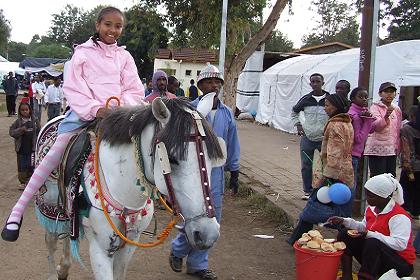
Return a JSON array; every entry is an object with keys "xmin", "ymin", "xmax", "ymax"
[{"xmin": 93, "ymin": 96, "xmax": 179, "ymax": 248}]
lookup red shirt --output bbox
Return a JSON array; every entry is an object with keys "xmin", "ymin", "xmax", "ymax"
[{"xmin": 366, "ymin": 204, "xmax": 416, "ymax": 264}]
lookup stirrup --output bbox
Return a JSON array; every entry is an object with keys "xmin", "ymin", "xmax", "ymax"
[{"xmin": 1, "ymin": 216, "xmax": 23, "ymax": 242}]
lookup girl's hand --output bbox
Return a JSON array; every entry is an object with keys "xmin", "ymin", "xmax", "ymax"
[
  {"xmin": 384, "ymin": 106, "xmax": 394, "ymax": 118},
  {"xmin": 96, "ymin": 108, "xmax": 112, "ymax": 119},
  {"xmin": 360, "ymin": 110, "xmax": 372, "ymax": 117},
  {"xmin": 327, "ymin": 216, "xmax": 344, "ymax": 225}
]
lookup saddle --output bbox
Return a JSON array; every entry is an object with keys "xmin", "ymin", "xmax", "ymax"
[{"xmin": 57, "ymin": 120, "xmax": 99, "ymax": 239}]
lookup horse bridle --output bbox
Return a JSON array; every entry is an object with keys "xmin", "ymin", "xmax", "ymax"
[{"xmin": 155, "ymin": 109, "xmax": 216, "ymax": 223}]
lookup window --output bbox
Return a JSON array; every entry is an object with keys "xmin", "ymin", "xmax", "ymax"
[
  {"xmin": 158, "ymin": 68, "xmax": 176, "ymax": 76},
  {"xmin": 185, "ymin": 70, "xmax": 192, "ymax": 76},
  {"xmin": 196, "ymin": 70, "xmax": 201, "ymax": 76}
]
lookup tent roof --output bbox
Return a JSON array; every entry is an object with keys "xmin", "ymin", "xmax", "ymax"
[
  {"xmin": 0, "ymin": 55, "xmax": 7, "ymax": 62},
  {"xmin": 19, "ymin": 57, "xmax": 68, "ymax": 69}
]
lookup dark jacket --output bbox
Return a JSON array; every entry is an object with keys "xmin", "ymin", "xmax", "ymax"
[
  {"xmin": 4, "ymin": 76, "xmax": 19, "ymax": 96},
  {"xmin": 291, "ymin": 90, "xmax": 330, "ymax": 141},
  {"xmin": 9, "ymin": 116, "xmax": 40, "ymax": 153}
]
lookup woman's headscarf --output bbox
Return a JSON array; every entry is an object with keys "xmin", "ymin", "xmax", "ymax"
[
  {"xmin": 364, "ymin": 173, "xmax": 404, "ymax": 205},
  {"xmin": 326, "ymin": 94, "xmax": 348, "ymax": 115},
  {"xmin": 151, "ymin": 70, "xmax": 168, "ymax": 94}
]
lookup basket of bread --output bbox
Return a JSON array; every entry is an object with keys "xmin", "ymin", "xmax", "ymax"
[{"xmin": 296, "ymin": 230, "xmax": 346, "ymax": 253}]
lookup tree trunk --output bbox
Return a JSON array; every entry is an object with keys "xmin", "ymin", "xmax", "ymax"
[{"xmin": 223, "ymin": 0, "xmax": 290, "ymax": 109}]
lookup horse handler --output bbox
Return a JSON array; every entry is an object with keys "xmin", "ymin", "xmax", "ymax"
[{"xmin": 169, "ymin": 64, "xmax": 240, "ymax": 279}]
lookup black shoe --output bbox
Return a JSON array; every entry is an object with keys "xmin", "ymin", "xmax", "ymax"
[
  {"xmin": 1, "ymin": 216, "xmax": 23, "ymax": 242},
  {"xmin": 169, "ymin": 252, "xmax": 183, "ymax": 272},
  {"xmin": 187, "ymin": 269, "xmax": 218, "ymax": 279}
]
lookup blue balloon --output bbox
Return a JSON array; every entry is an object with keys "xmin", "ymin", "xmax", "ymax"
[{"xmin": 328, "ymin": 183, "xmax": 351, "ymax": 205}]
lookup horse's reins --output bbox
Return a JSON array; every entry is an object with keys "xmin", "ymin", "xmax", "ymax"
[{"xmin": 94, "ymin": 97, "xmax": 178, "ymax": 248}]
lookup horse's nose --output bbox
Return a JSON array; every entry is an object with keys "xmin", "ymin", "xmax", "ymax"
[
  {"xmin": 193, "ymin": 231, "xmax": 211, "ymax": 249},
  {"xmin": 193, "ymin": 231, "xmax": 203, "ymax": 243}
]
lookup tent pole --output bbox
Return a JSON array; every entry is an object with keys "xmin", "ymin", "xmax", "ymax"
[{"xmin": 357, "ymin": 0, "xmax": 380, "ymax": 215}]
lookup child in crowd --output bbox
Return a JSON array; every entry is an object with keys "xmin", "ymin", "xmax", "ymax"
[
  {"xmin": 364, "ymin": 82, "xmax": 402, "ymax": 177},
  {"xmin": 2, "ymin": 6, "xmax": 145, "ymax": 242},
  {"xmin": 21, "ymin": 92, "xmax": 30, "ymax": 104},
  {"xmin": 328, "ymin": 174, "xmax": 415, "ymax": 280},
  {"xmin": 400, "ymin": 105, "xmax": 420, "ymax": 219},
  {"xmin": 335, "ymin": 79, "xmax": 351, "ymax": 106},
  {"xmin": 291, "ymin": 73, "xmax": 329, "ymax": 200},
  {"xmin": 347, "ymin": 87, "xmax": 375, "ymax": 183},
  {"xmin": 288, "ymin": 94, "xmax": 353, "ymax": 245},
  {"xmin": 9, "ymin": 103, "xmax": 40, "ymax": 190}
]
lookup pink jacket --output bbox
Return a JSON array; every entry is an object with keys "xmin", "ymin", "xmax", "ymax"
[
  {"xmin": 364, "ymin": 101, "xmax": 402, "ymax": 156},
  {"xmin": 348, "ymin": 103, "xmax": 375, "ymax": 157},
  {"xmin": 63, "ymin": 39, "xmax": 145, "ymax": 121}
]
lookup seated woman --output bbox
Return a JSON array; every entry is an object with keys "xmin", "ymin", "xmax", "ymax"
[{"xmin": 328, "ymin": 173, "xmax": 415, "ymax": 280}]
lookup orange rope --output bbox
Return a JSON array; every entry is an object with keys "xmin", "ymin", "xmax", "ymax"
[{"xmin": 92, "ymin": 97, "xmax": 179, "ymax": 248}]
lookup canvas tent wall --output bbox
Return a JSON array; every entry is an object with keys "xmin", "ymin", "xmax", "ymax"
[
  {"xmin": 19, "ymin": 57, "xmax": 68, "ymax": 77},
  {"xmin": 256, "ymin": 40, "xmax": 420, "ymax": 134}
]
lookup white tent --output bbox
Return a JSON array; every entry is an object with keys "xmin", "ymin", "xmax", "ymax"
[
  {"xmin": 256, "ymin": 40, "xmax": 420, "ymax": 134},
  {"xmin": 236, "ymin": 50, "xmax": 264, "ymax": 114}
]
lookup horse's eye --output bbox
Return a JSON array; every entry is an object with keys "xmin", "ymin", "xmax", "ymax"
[{"xmin": 168, "ymin": 157, "xmax": 179, "ymax": 165}]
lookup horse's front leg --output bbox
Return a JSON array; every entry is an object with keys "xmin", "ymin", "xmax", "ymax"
[
  {"xmin": 57, "ymin": 237, "xmax": 71, "ymax": 280},
  {"xmin": 84, "ymin": 210, "xmax": 124, "ymax": 280},
  {"xmin": 45, "ymin": 231, "xmax": 58, "ymax": 280},
  {"xmin": 113, "ymin": 212, "xmax": 153, "ymax": 279}
]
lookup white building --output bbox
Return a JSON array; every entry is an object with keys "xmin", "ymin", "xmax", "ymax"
[{"xmin": 153, "ymin": 48, "xmax": 217, "ymax": 90}]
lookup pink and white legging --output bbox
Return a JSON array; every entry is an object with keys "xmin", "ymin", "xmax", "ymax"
[{"xmin": 6, "ymin": 132, "xmax": 74, "ymax": 230}]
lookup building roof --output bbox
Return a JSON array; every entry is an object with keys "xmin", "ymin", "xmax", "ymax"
[
  {"xmin": 155, "ymin": 48, "xmax": 217, "ymax": 63},
  {"xmin": 294, "ymin": 41, "xmax": 354, "ymax": 54}
]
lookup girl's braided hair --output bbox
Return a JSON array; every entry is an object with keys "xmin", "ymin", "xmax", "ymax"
[{"xmin": 91, "ymin": 6, "xmax": 124, "ymax": 46}]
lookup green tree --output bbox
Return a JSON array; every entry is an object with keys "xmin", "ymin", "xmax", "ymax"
[
  {"xmin": 48, "ymin": 4, "xmax": 98, "ymax": 47},
  {"xmin": 119, "ymin": 5, "xmax": 169, "ymax": 78},
  {"xmin": 0, "ymin": 9, "xmax": 11, "ymax": 58},
  {"xmin": 28, "ymin": 43, "xmax": 71, "ymax": 59},
  {"xmin": 386, "ymin": 0, "xmax": 420, "ymax": 41},
  {"xmin": 302, "ymin": 0, "xmax": 360, "ymax": 48},
  {"xmin": 7, "ymin": 41, "xmax": 28, "ymax": 62},
  {"xmin": 265, "ymin": 30, "xmax": 294, "ymax": 52},
  {"xmin": 137, "ymin": 0, "xmax": 267, "ymax": 56}
]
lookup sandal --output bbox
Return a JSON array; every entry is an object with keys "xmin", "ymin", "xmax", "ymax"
[{"xmin": 1, "ymin": 216, "xmax": 23, "ymax": 242}]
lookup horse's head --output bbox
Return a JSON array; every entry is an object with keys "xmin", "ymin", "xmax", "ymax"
[{"xmin": 144, "ymin": 98, "xmax": 226, "ymax": 249}]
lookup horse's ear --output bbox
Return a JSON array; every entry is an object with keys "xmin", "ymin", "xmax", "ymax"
[
  {"xmin": 212, "ymin": 137, "xmax": 227, "ymax": 168},
  {"xmin": 196, "ymin": 92, "xmax": 217, "ymax": 117},
  {"xmin": 152, "ymin": 97, "xmax": 171, "ymax": 125}
]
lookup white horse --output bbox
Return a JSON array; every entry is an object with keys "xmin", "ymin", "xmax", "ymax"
[{"xmin": 35, "ymin": 97, "xmax": 226, "ymax": 280}]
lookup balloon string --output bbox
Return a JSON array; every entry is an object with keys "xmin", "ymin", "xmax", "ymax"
[{"xmin": 302, "ymin": 151, "xmax": 333, "ymax": 186}]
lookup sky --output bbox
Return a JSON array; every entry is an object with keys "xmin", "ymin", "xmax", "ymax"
[{"xmin": 1, "ymin": 0, "xmax": 356, "ymax": 49}]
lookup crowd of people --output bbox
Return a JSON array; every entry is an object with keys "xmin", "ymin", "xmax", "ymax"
[{"xmin": 289, "ymin": 72, "xmax": 419, "ymax": 280}]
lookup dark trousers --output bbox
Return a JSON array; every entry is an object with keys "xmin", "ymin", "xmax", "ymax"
[
  {"xmin": 6, "ymin": 95, "xmax": 17, "ymax": 115},
  {"xmin": 337, "ymin": 230, "xmax": 413, "ymax": 278},
  {"xmin": 300, "ymin": 136, "xmax": 322, "ymax": 193},
  {"xmin": 401, "ymin": 170, "xmax": 420, "ymax": 216},
  {"xmin": 47, "ymin": 103, "xmax": 61, "ymax": 120},
  {"xmin": 368, "ymin": 155, "xmax": 397, "ymax": 177}
]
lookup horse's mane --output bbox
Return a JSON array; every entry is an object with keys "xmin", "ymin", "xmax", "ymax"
[{"xmin": 99, "ymin": 98, "xmax": 224, "ymax": 161}]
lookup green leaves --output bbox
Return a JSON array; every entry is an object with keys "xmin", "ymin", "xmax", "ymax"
[
  {"xmin": 302, "ymin": 0, "xmax": 360, "ymax": 48},
  {"xmin": 0, "ymin": 9, "xmax": 11, "ymax": 57}
]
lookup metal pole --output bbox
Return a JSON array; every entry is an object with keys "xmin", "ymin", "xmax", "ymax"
[
  {"xmin": 358, "ymin": 0, "xmax": 380, "ymax": 213},
  {"xmin": 219, "ymin": 0, "xmax": 228, "ymax": 77}
]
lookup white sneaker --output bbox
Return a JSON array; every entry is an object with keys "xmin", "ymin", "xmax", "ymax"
[{"xmin": 301, "ymin": 193, "xmax": 310, "ymax": 200}]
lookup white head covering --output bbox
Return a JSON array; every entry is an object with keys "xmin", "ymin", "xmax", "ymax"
[{"xmin": 364, "ymin": 173, "xmax": 404, "ymax": 205}]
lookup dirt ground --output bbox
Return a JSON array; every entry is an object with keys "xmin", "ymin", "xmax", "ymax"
[{"xmin": 0, "ymin": 95, "xmax": 296, "ymax": 280}]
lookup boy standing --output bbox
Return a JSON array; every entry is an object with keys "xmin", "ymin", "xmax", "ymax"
[{"xmin": 291, "ymin": 73, "xmax": 329, "ymax": 199}]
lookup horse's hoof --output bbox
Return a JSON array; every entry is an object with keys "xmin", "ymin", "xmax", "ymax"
[{"xmin": 1, "ymin": 216, "xmax": 23, "ymax": 242}]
